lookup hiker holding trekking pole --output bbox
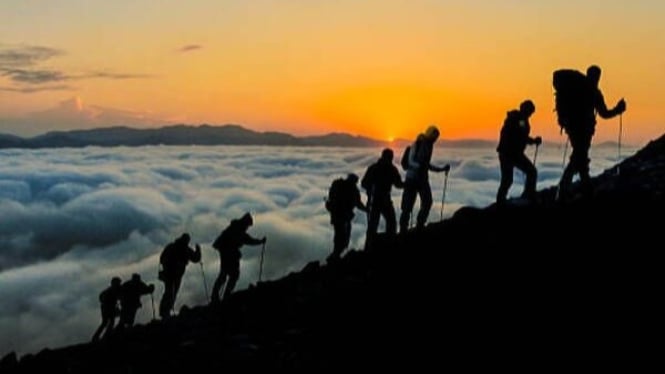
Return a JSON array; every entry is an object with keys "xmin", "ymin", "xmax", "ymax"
[
  {"xmin": 398, "ymin": 125, "xmax": 450, "ymax": 233},
  {"xmin": 158, "ymin": 233, "xmax": 201, "ymax": 319},
  {"xmin": 553, "ymin": 65, "xmax": 626, "ymax": 201},
  {"xmin": 496, "ymin": 100, "xmax": 542, "ymax": 204},
  {"xmin": 210, "ymin": 213, "xmax": 267, "ymax": 304}
]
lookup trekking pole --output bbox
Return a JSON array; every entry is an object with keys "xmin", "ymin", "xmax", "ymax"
[
  {"xmin": 617, "ymin": 114, "xmax": 623, "ymax": 175},
  {"xmin": 199, "ymin": 260, "xmax": 209, "ymax": 302},
  {"xmin": 150, "ymin": 293, "xmax": 156, "ymax": 321},
  {"xmin": 555, "ymin": 138, "xmax": 569, "ymax": 201},
  {"xmin": 439, "ymin": 170, "xmax": 449, "ymax": 221},
  {"xmin": 258, "ymin": 241, "xmax": 266, "ymax": 283},
  {"xmin": 561, "ymin": 138, "xmax": 568, "ymax": 171},
  {"xmin": 533, "ymin": 143, "xmax": 540, "ymax": 165}
]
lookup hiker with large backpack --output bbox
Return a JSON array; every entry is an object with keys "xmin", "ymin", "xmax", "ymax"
[
  {"xmin": 399, "ymin": 125, "xmax": 450, "ymax": 233},
  {"xmin": 116, "ymin": 273, "xmax": 154, "ymax": 330},
  {"xmin": 361, "ymin": 148, "xmax": 404, "ymax": 250},
  {"xmin": 158, "ymin": 233, "xmax": 201, "ymax": 319},
  {"xmin": 496, "ymin": 100, "xmax": 542, "ymax": 204},
  {"xmin": 553, "ymin": 65, "xmax": 626, "ymax": 200},
  {"xmin": 325, "ymin": 173, "xmax": 367, "ymax": 263},
  {"xmin": 210, "ymin": 212, "xmax": 266, "ymax": 303},
  {"xmin": 91, "ymin": 276, "xmax": 122, "ymax": 341}
]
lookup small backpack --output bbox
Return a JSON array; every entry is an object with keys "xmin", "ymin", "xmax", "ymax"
[{"xmin": 400, "ymin": 146, "xmax": 412, "ymax": 171}]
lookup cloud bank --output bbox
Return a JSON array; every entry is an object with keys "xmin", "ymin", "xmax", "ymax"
[{"xmin": 0, "ymin": 144, "xmax": 632, "ymax": 356}]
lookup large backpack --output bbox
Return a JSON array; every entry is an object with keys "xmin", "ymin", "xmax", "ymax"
[{"xmin": 552, "ymin": 69, "xmax": 594, "ymax": 131}]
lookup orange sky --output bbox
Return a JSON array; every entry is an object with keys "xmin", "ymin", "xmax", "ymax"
[{"xmin": 1, "ymin": 1, "xmax": 663, "ymax": 146}]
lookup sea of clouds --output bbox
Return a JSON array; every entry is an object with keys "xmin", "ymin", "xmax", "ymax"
[{"xmin": 0, "ymin": 142, "xmax": 630, "ymax": 356}]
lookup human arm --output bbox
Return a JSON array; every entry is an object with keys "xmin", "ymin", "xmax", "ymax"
[
  {"xmin": 430, "ymin": 164, "xmax": 451, "ymax": 173},
  {"xmin": 141, "ymin": 282, "xmax": 155, "ymax": 295},
  {"xmin": 528, "ymin": 136, "xmax": 542, "ymax": 146},
  {"xmin": 242, "ymin": 233, "xmax": 266, "ymax": 246},
  {"xmin": 189, "ymin": 244, "xmax": 201, "ymax": 263},
  {"xmin": 392, "ymin": 166, "xmax": 405, "ymax": 189},
  {"xmin": 595, "ymin": 90, "xmax": 626, "ymax": 119},
  {"xmin": 354, "ymin": 188, "xmax": 367, "ymax": 212}
]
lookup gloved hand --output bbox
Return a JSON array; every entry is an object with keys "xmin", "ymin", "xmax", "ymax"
[
  {"xmin": 442, "ymin": 164, "xmax": 451, "ymax": 173},
  {"xmin": 535, "ymin": 136, "xmax": 542, "ymax": 145},
  {"xmin": 616, "ymin": 98, "xmax": 627, "ymax": 114},
  {"xmin": 261, "ymin": 237, "xmax": 267, "ymax": 244}
]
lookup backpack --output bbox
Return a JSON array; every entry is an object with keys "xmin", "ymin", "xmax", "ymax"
[
  {"xmin": 325, "ymin": 178, "xmax": 346, "ymax": 212},
  {"xmin": 552, "ymin": 69, "xmax": 594, "ymax": 131},
  {"xmin": 212, "ymin": 231, "xmax": 225, "ymax": 251},
  {"xmin": 400, "ymin": 146, "xmax": 411, "ymax": 171},
  {"xmin": 160, "ymin": 242, "xmax": 175, "ymax": 266}
]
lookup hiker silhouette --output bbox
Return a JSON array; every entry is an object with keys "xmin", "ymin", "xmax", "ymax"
[
  {"xmin": 210, "ymin": 212, "xmax": 266, "ymax": 303},
  {"xmin": 399, "ymin": 125, "xmax": 450, "ymax": 233},
  {"xmin": 116, "ymin": 273, "xmax": 154, "ymax": 330},
  {"xmin": 496, "ymin": 100, "xmax": 542, "ymax": 204},
  {"xmin": 158, "ymin": 233, "xmax": 201, "ymax": 319},
  {"xmin": 556, "ymin": 65, "xmax": 627, "ymax": 200},
  {"xmin": 91, "ymin": 276, "xmax": 122, "ymax": 341},
  {"xmin": 361, "ymin": 148, "xmax": 404, "ymax": 249},
  {"xmin": 325, "ymin": 173, "xmax": 367, "ymax": 263}
]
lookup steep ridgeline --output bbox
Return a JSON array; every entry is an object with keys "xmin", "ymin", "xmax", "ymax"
[{"xmin": 2, "ymin": 135, "xmax": 663, "ymax": 372}]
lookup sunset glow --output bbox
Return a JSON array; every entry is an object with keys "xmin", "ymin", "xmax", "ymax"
[{"xmin": 1, "ymin": 0, "xmax": 663, "ymax": 145}]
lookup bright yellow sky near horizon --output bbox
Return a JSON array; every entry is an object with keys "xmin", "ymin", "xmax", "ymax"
[{"xmin": 0, "ymin": 0, "xmax": 664, "ymax": 146}]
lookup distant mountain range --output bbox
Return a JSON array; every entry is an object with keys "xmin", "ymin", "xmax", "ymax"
[{"xmin": 0, "ymin": 124, "xmax": 497, "ymax": 149}]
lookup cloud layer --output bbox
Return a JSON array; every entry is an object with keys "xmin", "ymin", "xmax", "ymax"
[{"xmin": 0, "ymin": 144, "xmax": 630, "ymax": 356}]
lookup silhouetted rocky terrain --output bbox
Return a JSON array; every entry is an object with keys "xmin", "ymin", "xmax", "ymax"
[{"xmin": 2, "ymin": 134, "xmax": 663, "ymax": 372}]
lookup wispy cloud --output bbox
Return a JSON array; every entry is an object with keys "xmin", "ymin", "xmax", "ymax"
[
  {"xmin": 0, "ymin": 45, "xmax": 65, "ymax": 67},
  {"xmin": 86, "ymin": 71, "xmax": 155, "ymax": 80},
  {"xmin": 0, "ymin": 44, "xmax": 153, "ymax": 92},
  {"xmin": 1, "ymin": 68, "xmax": 69, "ymax": 84},
  {"xmin": 0, "ymin": 68, "xmax": 153, "ymax": 85},
  {"xmin": 177, "ymin": 44, "xmax": 202, "ymax": 53},
  {"xmin": 0, "ymin": 84, "xmax": 73, "ymax": 93}
]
